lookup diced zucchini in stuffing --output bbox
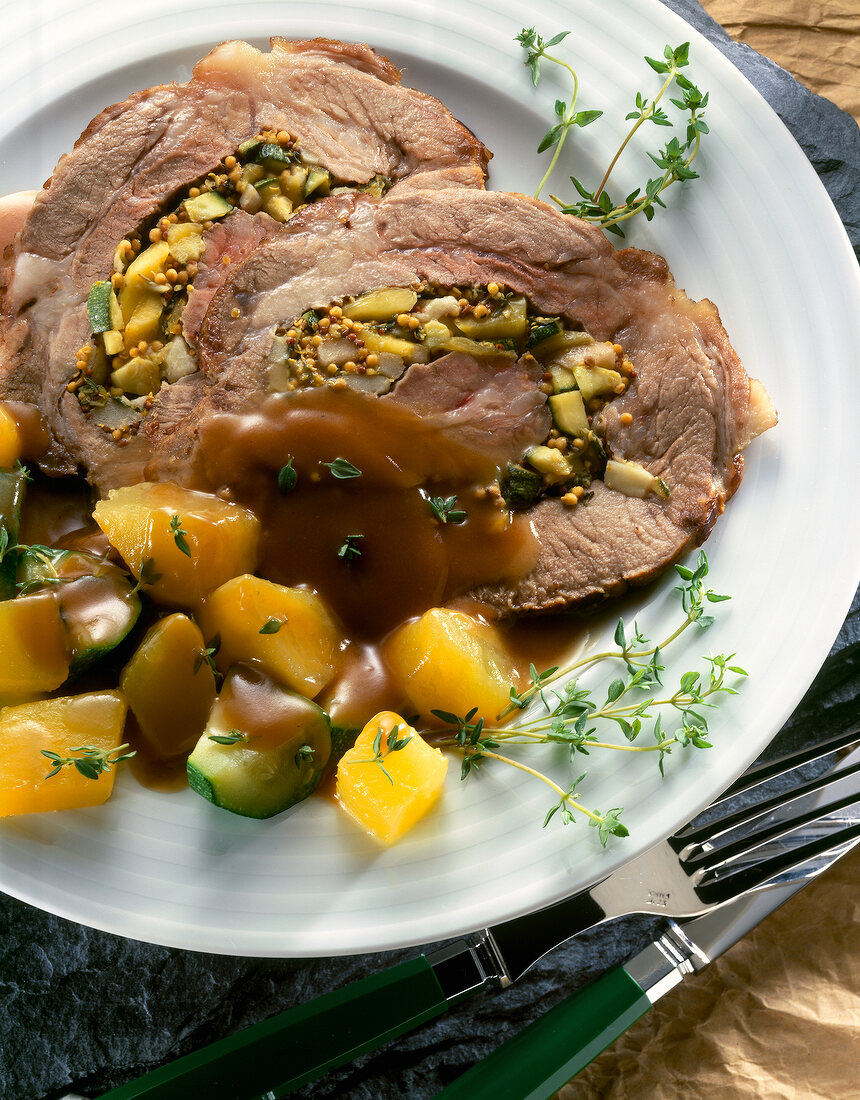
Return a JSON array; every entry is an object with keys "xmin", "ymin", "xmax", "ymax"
[
  {"xmin": 166, "ymin": 222, "xmax": 205, "ymax": 265},
  {"xmin": 0, "ymin": 692, "xmax": 127, "ymax": 816},
  {"xmin": 572, "ymin": 364, "xmax": 623, "ymax": 402},
  {"xmin": 525, "ymin": 444, "xmax": 573, "ymax": 481},
  {"xmin": 500, "ymin": 462, "xmax": 542, "ymax": 510},
  {"xmin": 604, "ymin": 459, "xmax": 668, "ymax": 499},
  {"xmin": 111, "ymin": 357, "xmax": 160, "ymax": 396},
  {"xmin": 362, "ymin": 330, "xmax": 430, "ymax": 363},
  {"xmin": 454, "ymin": 296, "xmax": 527, "ymax": 340},
  {"xmin": 337, "ymin": 711, "xmax": 448, "ymax": 845},
  {"xmin": 198, "ymin": 573, "xmax": 343, "ymax": 699},
  {"xmin": 343, "ymin": 288, "xmax": 418, "ymax": 322},
  {"xmin": 549, "ymin": 390, "xmax": 589, "ymax": 436},
  {"xmin": 182, "ymin": 191, "xmax": 232, "ymax": 222},
  {"xmin": 92, "ymin": 482, "xmax": 261, "ymax": 606},
  {"xmin": 187, "ymin": 665, "xmax": 332, "ymax": 819},
  {"xmin": 102, "ymin": 330, "xmax": 125, "ymax": 356}
]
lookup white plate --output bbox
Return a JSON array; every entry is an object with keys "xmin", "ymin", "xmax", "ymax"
[{"xmin": 1, "ymin": 0, "xmax": 858, "ymax": 957}]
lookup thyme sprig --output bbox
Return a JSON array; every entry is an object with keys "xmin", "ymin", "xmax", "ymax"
[
  {"xmin": 428, "ymin": 495, "xmax": 468, "ymax": 525},
  {"xmin": 517, "ymin": 32, "xmax": 708, "ymax": 235},
  {"xmin": 515, "ymin": 28, "xmax": 603, "ymax": 200},
  {"xmin": 429, "ymin": 553, "xmax": 744, "ymax": 846},
  {"xmin": 42, "ymin": 743, "xmax": 136, "ymax": 781},
  {"xmin": 348, "ymin": 722, "xmax": 413, "ymax": 785}
]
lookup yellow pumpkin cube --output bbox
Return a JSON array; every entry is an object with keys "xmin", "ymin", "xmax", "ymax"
[
  {"xmin": 384, "ymin": 608, "xmax": 517, "ymax": 725},
  {"xmin": 93, "ymin": 482, "xmax": 261, "ymax": 606},
  {"xmin": 0, "ymin": 691, "xmax": 127, "ymax": 816},
  {"xmin": 336, "ymin": 711, "xmax": 448, "ymax": 844},
  {"xmin": 120, "ymin": 613, "xmax": 216, "ymax": 758},
  {"xmin": 0, "ymin": 403, "xmax": 21, "ymax": 467},
  {"xmin": 0, "ymin": 593, "xmax": 69, "ymax": 694},
  {"xmin": 198, "ymin": 574, "xmax": 343, "ymax": 699}
]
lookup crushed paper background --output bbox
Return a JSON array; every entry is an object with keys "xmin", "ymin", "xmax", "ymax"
[
  {"xmin": 702, "ymin": 0, "xmax": 859, "ymax": 123},
  {"xmin": 0, "ymin": 2, "xmax": 857, "ymax": 1099}
]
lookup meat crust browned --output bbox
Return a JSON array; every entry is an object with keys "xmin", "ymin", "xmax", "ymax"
[
  {"xmin": 0, "ymin": 38, "xmax": 489, "ymax": 487},
  {"xmin": 149, "ymin": 186, "xmax": 776, "ymax": 613}
]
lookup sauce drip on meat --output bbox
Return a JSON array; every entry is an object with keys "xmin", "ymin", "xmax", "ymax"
[{"xmin": 181, "ymin": 387, "xmax": 540, "ymax": 638}]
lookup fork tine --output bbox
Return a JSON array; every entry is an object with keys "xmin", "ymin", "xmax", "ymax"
[
  {"xmin": 673, "ymin": 757, "xmax": 860, "ymax": 856},
  {"xmin": 708, "ymin": 725, "xmax": 860, "ymax": 807},
  {"xmin": 690, "ymin": 811, "xmax": 860, "ymax": 906},
  {"xmin": 684, "ymin": 785, "xmax": 860, "ymax": 873}
]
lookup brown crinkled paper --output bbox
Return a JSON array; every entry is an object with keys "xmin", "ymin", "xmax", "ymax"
[
  {"xmin": 701, "ymin": 0, "xmax": 860, "ymax": 123},
  {"xmin": 559, "ymin": 844, "xmax": 860, "ymax": 1099}
]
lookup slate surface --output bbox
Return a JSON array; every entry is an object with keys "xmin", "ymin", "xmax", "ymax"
[{"xmin": 1, "ymin": 2, "xmax": 858, "ymax": 1098}]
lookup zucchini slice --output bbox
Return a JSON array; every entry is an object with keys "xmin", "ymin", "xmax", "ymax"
[
  {"xmin": 0, "ymin": 467, "xmax": 26, "ymax": 601},
  {"xmin": 187, "ymin": 665, "xmax": 333, "ymax": 819},
  {"xmin": 17, "ymin": 547, "xmax": 141, "ymax": 674}
]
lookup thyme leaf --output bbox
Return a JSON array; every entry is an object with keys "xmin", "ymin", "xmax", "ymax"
[
  {"xmin": 207, "ymin": 729, "xmax": 247, "ymax": 745},
  {"xmin": 348, "ymin": 722, "xmax": 413, "ymax": 785},
  {"xmin": 323, "ymin": 458, "xmax": 362, "ymax": 480},
  {"xmin": 41, "ymin": 743, "xmax": 136, "ymax": 781},
  {"xmin": 277, "ymin": 458, "xmax": 298, "ymax": 494},
  {"xmin": 337, "ymin": 534, "xmax": 364, "ymax": 562},
  {"xmin": 169, "ymin": 514, "xmax": 192, "ymax": 558},
  {"xmin": 259, "ymin": 617, "xmax": 285, "ymax": 634}
]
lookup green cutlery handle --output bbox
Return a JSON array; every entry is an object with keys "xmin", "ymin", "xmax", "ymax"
[
  {"xmin": 435, "ymin": 966, "xmax": 650, "ymax": 1100},
  {"xmin": 99, "ymin": 955, "xmax": 448, "ymax": 1100}
]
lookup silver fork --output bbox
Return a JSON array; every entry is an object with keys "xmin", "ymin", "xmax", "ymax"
[
  {"xmin": 98, "ymin": 727, "xmax": 860, "ymax": 1100},
  {"xmin": 467, "ymin": 725, "xmax": 860, "ymax": 990}
]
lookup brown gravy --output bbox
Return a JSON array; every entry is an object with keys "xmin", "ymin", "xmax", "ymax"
[{"xmin": 182, "ymin": 387, "xmax": 539, "ymax": 638}]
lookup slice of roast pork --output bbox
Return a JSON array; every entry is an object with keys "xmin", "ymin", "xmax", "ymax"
[
  {"xmin": 148, "ymin": 186, "xmax": 775, "ymax": 614},
  {"xmin": 0, "ymin": 37, "xmax": 489, "ymax": 488}
]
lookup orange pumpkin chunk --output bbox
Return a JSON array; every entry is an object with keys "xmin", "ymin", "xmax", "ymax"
[
  {"xmin": 120, "ymin": 613, "xmax": 216, "ymax": 758},
  {"xmin": 0, "ymin": 403, "xmax": 21, "ymax": 467},
  {"xmin": 0, "ymin": 691, "xmax": 127, "ymax": 816},
  {"xmin": 0, "ymin": 592, "xmax": 69, "ymax": 694},
  {"xmin": 384, "ymin": 608, "xmax": 517, "ymax": 725},
  {"xmin": 198, "ymin": 574, "xmax": 343, "ymax": 699},
  {"xmin": 336, "ymin": 711, "xmax": 448, "ymax": 844},
  {"xmin": 92, "ymin": 482, "xmax": 260, "ymax": 606}
]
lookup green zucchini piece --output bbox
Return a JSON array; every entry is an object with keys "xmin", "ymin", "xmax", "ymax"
[
  {"xmin": 238, "ymin": 138, "xmax": 263, "ymax": 160},
  {"xmin": 87, "ymin": 281, "xmax": 114, "ymax": 334},
  {"xmin": 183, "ymin": 191, "xmax": 233, "ymax": 222},
  {"xmin": 500, "ymin": 462, "xmax": 542, "ymax": 510},
  {"xmin": 526, "ymin": 317, "xmax": 563, "ymax": 348},
  {"xmin": 549, "ymin": 390, "xmax": 589, "ymax": 436},
  {"xmin": 187, "ymin": 665, "xmax": 333, "ymax": 819},
  {"xmin": 17, "ymin": 547, "xmax": 141, "ymax": 674},
  {"xmin": 304, "ymin": 166, "xmax": 332, "ymax": 197},
  {"xmin": 0, "ymin": 467, "xmax": 26, "ymax": 601},
  {"xmin": 259, "ymin": 142, "xmax": 293, "ymax": 168},
  {"xmin": 455, "ymin": 297, "xmax": 528, "ymax": 341}
]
